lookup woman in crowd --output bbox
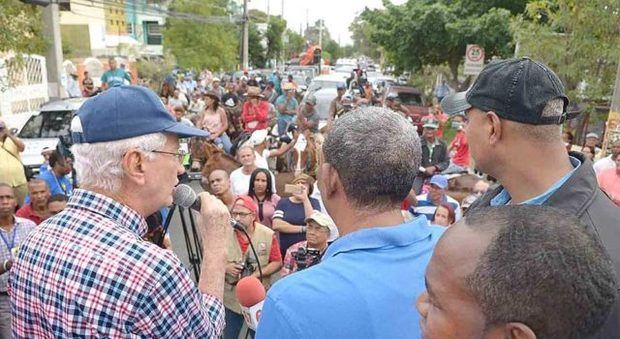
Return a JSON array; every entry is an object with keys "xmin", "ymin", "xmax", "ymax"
[
  {"xmin": 198, "ymin": 90, "xmax": 233, "ymax": 153},
  {"xmin": 246, "ymin": 168, "xmax": 281, "ymax": 228},
  {"xmin": 580, "ymin": 145, "xmax": 596, "ymax": 161},
  {"xmin": 431, "ymin": 203, "xmax": 456, "ymax": 227},
  {"xmin": 241, "ymin": 86, "xmax": 269, "ymax": 132},
  {"xmin": 272, "ymin": 174, "xmax": 321, "ymax": 257}
]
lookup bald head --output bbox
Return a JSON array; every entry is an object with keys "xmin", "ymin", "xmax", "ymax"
[{"xmin": 208, "ymin": 170, "xmax": 230, "ymax": 196}]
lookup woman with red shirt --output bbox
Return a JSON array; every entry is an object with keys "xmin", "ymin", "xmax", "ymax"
[{"xmin": 242, "ymin": 86, "xmax": 269, "ymax": 132}]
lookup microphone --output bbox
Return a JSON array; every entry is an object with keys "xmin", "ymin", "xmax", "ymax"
[
  {"xmin": 235, "ymin": 276, "xmax": 266, "ymax": 331},
  {"xmin": 172, "ymin": 184, "xmax": 245, "ymax": 230}
]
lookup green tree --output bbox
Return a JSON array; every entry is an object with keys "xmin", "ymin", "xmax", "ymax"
[
  {"xmin": 362, "ymin": 1, "xmax": 514, "ymax": 88},
  {"xmin": 0, "ymin": 0, "xmax": 46, "ymax": 54},
  {"xmin": 349, "ymin": 14, "xmax": 381, "ymax": 60},
  {"xmin": 163, "ymin": 0, "xmax": 239, "ymax": 70},
  {"xmin": 248, "ymin": 22, "xmax": 266, "ymax": 68},
  {"xmin": 284, "ymin": 29, "xmax": 305, "ymax": 60},
  {"xmin": 323, "ymin": 39, "xmax": 341, "ymax": 64},
  {"xmin": 513, "ymin": 0, "xmax": 620, "ymax": 139},
  {"xmin": 266, "ymin": 16, "xmax": 286, "ymax": 61}
]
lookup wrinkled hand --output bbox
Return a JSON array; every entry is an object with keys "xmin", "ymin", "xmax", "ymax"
[
  {"xmin": 197, "ymin": 191, "xmax": 232, "ymax": 241},
  {"xmin": 425, "ymin": 166, "xmax": 437, "ymax": 175},
  {"xmin": 292, "ymin": 185, "xmax": 309, "ymax": 201},
  {"xmin": 226, "ymin": 262, "xmax": 243, "ymax": 276}
]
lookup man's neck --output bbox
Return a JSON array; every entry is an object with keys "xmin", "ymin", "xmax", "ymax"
[
  {"xmin": 332, "ymin": 208, "xmax": 404, "ymax": 237},
  {"xmin": 32, "ymin": 202, "xmax": 48, "ymax": 214},
  {"xmin": 242, "ymin": 165, "xmax": 256, "ymax": 175},
  {"xmin": 220, "ymin": 191, "xmax": 235, "ymax": 207},
  {"xmin": 494, "ymin": 145, "xmax": 574, "ymax": 204},
  {"xmin": 0, "ymin": 215, "xmax": 14, "ymax": 230},
  {"xmin": 52, "ymin": 168, "xmax": 64, "ymax": 177}
]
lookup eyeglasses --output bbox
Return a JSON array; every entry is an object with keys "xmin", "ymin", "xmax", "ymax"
[
  {"xmin": 231, "ymin": 211, "xmax": 253, "ymax": 218},
  {"xmin": 152, "ymin": 149, "xmax": 187, "ymax": 163}
]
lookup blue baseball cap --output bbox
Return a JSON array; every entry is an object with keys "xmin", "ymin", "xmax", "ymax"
[
  {"xmin": 71, "ymin": 85, "xmax": 208, "ymax": 144},
  {"xmin": 429, "ymin": 175, "xmax": 448, "ymax": 189}
]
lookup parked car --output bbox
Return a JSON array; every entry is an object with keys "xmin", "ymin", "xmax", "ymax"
[
  {"xmin": 382, "ymin": 86, "xmax": 431, "ymax": 130},
  {"xmin": 17, "ymin": 98, "xmax": 87, "ymax": 173}
]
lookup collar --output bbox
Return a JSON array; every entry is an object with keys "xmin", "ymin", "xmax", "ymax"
[
  {"xmin": 324, "ymin": 216, "xmax": 432, "ymax": 259},
  {"xmin": 67, "ymin": 189, "xmax": 148, "ymax": 237},
  {"xmin": 422, "ymin": 138, "xmax": 440, "ymax": 146},
  {"xmin": 490, "ymin": 155, "xmax": 581, "ymax": 206}
]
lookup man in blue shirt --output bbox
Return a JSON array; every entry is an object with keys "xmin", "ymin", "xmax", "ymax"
[
  {"xmin": 257, "ymin": 107, "xmax": 444, "ymax": 339},
  {"xmin": 274, "ymin": 83, "xmax": 299, "ymax": 136},
  {"xmin": 101, "ymin": 58, "xmax": 131, "ymax": 90},
  {"xmin": 36, "ymin": 151, "xmax": 73, "ymax": 197}
]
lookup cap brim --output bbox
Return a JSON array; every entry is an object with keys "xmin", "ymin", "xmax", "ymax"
[
  {"xmin": 440, "ymin": 91, "xmax": 471, "ymax": 116},
  {"xmin": 164, "ymin": 122, "xmax": 210, "ymax": 138}
]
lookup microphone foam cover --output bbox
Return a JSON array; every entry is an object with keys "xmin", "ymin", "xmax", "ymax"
[
  {"xmin": 236, "ymin": 276, "xmax": 266, "ymax": 307},
  {"xmin": 172, "ymin": 184, "xmax": 197, "ymax": 208}
]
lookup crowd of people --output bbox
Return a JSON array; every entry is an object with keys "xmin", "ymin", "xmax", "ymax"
[{"xmin": 0, "ymin": 55, "xmax": 619, "ymax": 339}]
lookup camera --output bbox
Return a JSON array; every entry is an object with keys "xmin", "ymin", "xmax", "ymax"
[{"xmin": 292, "ymin": 247, "xmax": 321, "ymax": 271}]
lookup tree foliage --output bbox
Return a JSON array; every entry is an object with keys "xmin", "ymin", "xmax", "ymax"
[
  {"xmin": 284, "ymin": 29, "xmax": 305, "ymax": 59},
  {"xmin": 266, "ymin": 16, "xmax": 286, "ymax": 61},
  {"xmin": 362, "ymin": 0, "xmax": 515, "ymax": 87},
  {"xmin": 163, "ymin": 0, "xmax": 238, "ymax": 71},
  {"xmin": 349, "ymin": 14, "xmax": 381, "ymax": 60},
  {"xmin": 0, "ymin": 0, "xmax": 47, "ymax": 54},
  {"xmin": 248, "ymin": 22, "xmax": 266, "ymax": 68},
  {"xmin": 513, "ymin": 0, "xmax": 620, "ymax": 104}
]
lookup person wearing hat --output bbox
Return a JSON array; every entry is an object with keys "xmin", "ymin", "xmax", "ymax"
[
  {"xmin": 65, "ymin": 69, "xmax": 81, "ymax": 98},
  {"xmin": 412, "ymin": 119, "xmax": 449, "ymax": 194},
  {"xmin": 210, "ymin": 77, "xmax": 225, "ymax": 99},
  {"xmin": 250, "ymin": 128, "xmax": 299, "ymax": 170},
  {"xmin": 10, "ymin": 86, "xmax": 232, "ymax": 337},
  {"xmin": 199, "ymin": 90, "xmax": 233, "ymax": 153},
  {"xmin": 384, "ymin": 92, "xmax": 411, "ymax": 118},
  {"xmin": 297, "ymin": 94, "xmax": 320, "ymax": 134},
  {"xmin": 225, "ymin": 196, "xmax": 282, "ymax": 339},
  {"xmin": 328, "ymin": 82, "xmax": 347, "ymax": 126},
  {"xmin": 582, "ymin": 132, "xmax": 603, "ymax": 159},
  {"xmin": 262, "ymin": 81, "xmax": 278, "ymax": 103},
  {"xmin": 242, "ymin": 86, "xmax": 269, "ymax": 133},
  {"xmin": 280, "ymin": 211, "xmax": 336, "ymax": 278},
  {"xmin": 275, "ymin": 82, "xmax": 299, "ymax": 136},
  {"xmin": 441, "ymin": 57, "xmax": 620, "ymax": 338},
  {"xmin": 411, "ymin": 174, "xmax": 462, "ymax": 223}
]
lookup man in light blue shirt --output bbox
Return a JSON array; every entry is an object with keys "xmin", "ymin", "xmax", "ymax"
[
  {"xmin": 101, "ymin": 58, "xmax": 131, "ymax": 90},
  {"xmin": 257, "ymin": 107, "xmax": 444, "ymax": 339}
]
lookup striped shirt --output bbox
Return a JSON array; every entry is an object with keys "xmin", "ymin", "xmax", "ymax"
[
  {"xmin": 9, "ymin": 189, "xmax": 225, "ymax": 338},
  {"xmin": 0, "ymin": 217, "xmax": 36, "ymax": 292},
  {"xmin": 411, "ymin": 193, "xmax": 462, "ymax": 223}
]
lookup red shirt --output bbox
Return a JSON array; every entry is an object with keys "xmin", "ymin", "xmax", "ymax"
[
  {"xmin": 241, "ymin": 101, "xmax": 269, "ymax": 132},
  {"xmin": 450, "ymin": 130, "xmax": 470, "ymax": 166},
  {"xmin": 15, "ymin": 204, "xmax": 45, "ymax": 225},
  {"xmin": 235, "ymin": 227, "xmax": 282, "ymax": 263}
]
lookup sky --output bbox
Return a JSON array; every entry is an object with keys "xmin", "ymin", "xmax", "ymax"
[{"xmin": 247, "ymin": 0, "xmax": 407, "ymax": 46}]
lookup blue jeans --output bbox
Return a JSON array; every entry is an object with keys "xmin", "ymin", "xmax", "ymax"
[
  {"xmin": 225, "ymin": 308, "xmax": 254, "ymax": 339},
  {"xmin": 214, "ymin": 132, "xmax": 233, "ymax": 154},
  {"xmin": 277, "ymin": 115, "xmax": 296, "ymax": 136}
]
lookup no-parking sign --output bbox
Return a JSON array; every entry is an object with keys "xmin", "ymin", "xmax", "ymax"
[{"xmin": 464, "ymin": 44, "xmax": 485, "ymax": 75}]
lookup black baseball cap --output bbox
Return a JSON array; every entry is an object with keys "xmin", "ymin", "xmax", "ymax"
[{"xmin": 441, "ymin": 58, "xmax": 575, "ymax": 125}]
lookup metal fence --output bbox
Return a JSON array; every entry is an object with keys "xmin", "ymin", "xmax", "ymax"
[{"xmin": 0, "ymin": 54, "xmax": 49, "ymax": 117}]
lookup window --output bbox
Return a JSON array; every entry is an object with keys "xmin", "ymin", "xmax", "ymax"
[
  {"xmin": 127, "ymin": 23, "xmax": 134, "ymax": 35},
  {"xmin": 145, "ymin": 21, "xmax": 162, "ymax": 45}
]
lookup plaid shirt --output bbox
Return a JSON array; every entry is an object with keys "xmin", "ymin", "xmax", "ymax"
[
  {"xmin": 0, "ymin": 217, "xmax": 36, "ymax": 292},
  {"xmin": 9, "ymin": 189, "xmax": 225, "ymax": 338}
]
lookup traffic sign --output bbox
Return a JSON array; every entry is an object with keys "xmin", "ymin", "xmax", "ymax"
[{"xmin": 464, "ymin": 44, "xmax": 485, "ymax": 75}]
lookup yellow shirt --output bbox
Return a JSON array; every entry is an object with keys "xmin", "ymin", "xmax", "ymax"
[{"xmin": 0, "ymin": 137, "xmax": 27, "ymax": 186}]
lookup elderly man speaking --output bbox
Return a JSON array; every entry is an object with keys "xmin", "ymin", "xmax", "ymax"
[{"xmin": 9, "ymin": 86, "xmax": 232, "ymax": 338}]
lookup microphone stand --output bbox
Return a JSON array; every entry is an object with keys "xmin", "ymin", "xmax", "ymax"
[{"xmin": 163, "ymin": 204, "xmax": 202, "ymax": 281}]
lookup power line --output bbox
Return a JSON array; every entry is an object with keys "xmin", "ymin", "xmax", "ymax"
[{"xmin": 71, "ymin": 0, "xmax": 242, "ymax": 24}]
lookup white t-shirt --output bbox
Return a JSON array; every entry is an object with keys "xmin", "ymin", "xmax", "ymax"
[
  {"xmin": 593, "ymin": 156, "xmax": 615, "ymax": 175},
  {"xmin": 230, "ymin": 167, "xmax": 277, "ymax": 196}
]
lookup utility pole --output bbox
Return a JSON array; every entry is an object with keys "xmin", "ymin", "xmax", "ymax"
[
  {"xmin": 42, "ymin": 1, "xmax": 64, "ymax": 99},
  {"xmin": 318, "ymin": 19, "xmax": 323, "ymax": 48},
  {"xmin": 266, "ymin": 0, "xmax": 270, "ymax": 25},
  {"xmin": 242, "ymin": 0, "xmax": 249, "ymax": 70}
]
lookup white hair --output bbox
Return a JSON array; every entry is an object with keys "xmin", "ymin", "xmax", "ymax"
[{"xmin": 71, "ymin": 133, "xmax": 167, "ymax": 192}]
